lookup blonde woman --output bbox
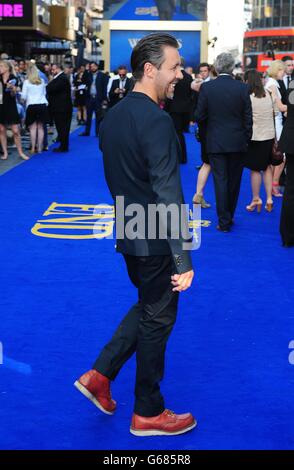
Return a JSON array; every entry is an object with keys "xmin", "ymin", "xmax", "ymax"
[
  {"xmin": 21, "ymin": 63, "xmax": 49, "ymax": 155},
  {"xmin": 0, "ymin": 60, "xmax": 28, "ymax": 160},
  {"xmin": 265, "ymin": 60, "xmax": 287, "ymax": 197}
]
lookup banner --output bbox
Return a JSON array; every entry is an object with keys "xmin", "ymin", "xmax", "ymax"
[
  {"xmin": 0, "ymin": 1, "xmax": 33, "ymax": 27},
  {"xmin": 110, "ymin": 29, "xmax": 201, "ymax": 70},
  {"xmin": 104, "ymin": 0, "xmax": 207, "ymax": 21}
]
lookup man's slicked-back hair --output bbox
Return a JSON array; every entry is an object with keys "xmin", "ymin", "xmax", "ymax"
[
  {"xmin": 52, "ymin": 63, "xmax": 63, "ymax": 71},
  {"xmin": 131, "ymin": 33, "xmax": 179, "ymax": 81}
]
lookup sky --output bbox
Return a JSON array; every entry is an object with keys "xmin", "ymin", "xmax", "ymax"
[{"xmin": 207, "ymin": 0, "xmax": 247, "ymax": 62}]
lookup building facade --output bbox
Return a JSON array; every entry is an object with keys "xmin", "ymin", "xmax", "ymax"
[
  {"xmin": 0, "ymin": 1, "xmax": 79, "ymax": 60},
  {"xmin": 244, "ymin": 0, "xmax": 294, "ymax": 71}
]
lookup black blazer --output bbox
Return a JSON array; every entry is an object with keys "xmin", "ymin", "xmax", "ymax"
[
  {"xmin": 47, "ymin": 72, "xmax": 72, "ymax": 113},
  {"xmin": 195, "ymin": 75, "xmax": 253, "ymax": 154},
  {"xmin": 108, "ymin": 77, "xmax": 133, "ymax": 107},
  {"xmin": 99, "ymin": 91, "xmax": 192, "ymax": 274},
  {"xmin": 165, "ymin": 69, "xmax": 193, "ymax": 114},
  {"xmin": 278, "ymin": 74, "xmax": 294, "ymax": 105},
  {"xmin": 279, "ymin": 85, "xmax": 294, "ymax": 154},
  {"xmin": 84, "ymin": 71, "xmax": 109, "ymax": 102}
]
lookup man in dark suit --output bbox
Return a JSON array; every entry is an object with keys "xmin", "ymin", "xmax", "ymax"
[
  {"xmin": 278, "ymin": 56, "xmax": 294, "ymax": 105},
  {"xmin": 47, "ymin": 64, "xmax": 73, "ymax": 153},
  {"xmin": 155, "ymin": 0, "xmax": 175, "ymax": 20},
  {"xmin": 165, "ymin": 59, "xmax": 193, "ymax": 163},
  {"xmin": 108, "ymin": 65, "xmax": 133, "ymax": 107},
  {"xmin": 80, "ymin": 61, "xmax": 109, "ymax": 136},
  {"xmin": 180, "ymin": 0, "xmax": 188, "ymax": 13},
  {"xmin": 74, "ymin": 33, "xmax": 196, "ymax": 437},
  {"xmin": 195, "ymin": 52, "xmax": 252, "ymax": 232}
]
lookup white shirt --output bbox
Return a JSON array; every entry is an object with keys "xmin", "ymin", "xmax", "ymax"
[
  {"xmin": 90, "ymin": 72, "xmax": 98, "ymax": 96},
  {"xmin": 283, "ymin": 74, "xmax": 292, "ymax": 89},
  {"xmin": 52, "ymin": 71, "xmax": 63, "ymax": 80},
  {"xmin": 119, "ymin": 78, "xmax": 127, "ymax": 89},
  {"xmin": 21, "ymin": 79, "xmax": 48, "ymax": 107}
]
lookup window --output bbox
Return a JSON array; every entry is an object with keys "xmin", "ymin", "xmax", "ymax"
[{"xmin": 262, "ymin": 35, "xmax": 293, "ymax": 51}]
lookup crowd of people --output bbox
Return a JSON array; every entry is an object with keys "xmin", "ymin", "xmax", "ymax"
[
  {"xmin": 166, "ymin": 54, "xmax": 293, "ymax": 247},
  {"xmin": 1, "ymin": 32, "xmax": 293, "ymax": 439},
  {"xmin": 73, "ymin": 33, "xmax": 293, "ymax": 440},
  {"xmin": 191, "ymin": 55, "xmax": 294, "ymax": 247},
  {"xmin": 0, "ymin": 58, "xmax": 136, "ymax": 157},
  {"xmin": 0, "ymin": 49, "xmax": 293, "ymax": 247}
]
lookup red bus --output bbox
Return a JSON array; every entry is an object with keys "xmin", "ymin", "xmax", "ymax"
[{"xmin": 244, "ymin": 28, "xmax": 294, "ymax": 72}]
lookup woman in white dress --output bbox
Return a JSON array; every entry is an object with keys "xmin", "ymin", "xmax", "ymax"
[{"xmin": 265, "ymin": 60, "xmax": 287, "ymax": 197}]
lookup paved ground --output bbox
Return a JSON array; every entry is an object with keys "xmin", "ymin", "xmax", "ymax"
[{"xmin": 0, "ymin": 115, "xmax": 81, "ymax": 177}]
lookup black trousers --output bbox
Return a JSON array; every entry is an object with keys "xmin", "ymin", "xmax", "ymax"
[
  {"xmin": 52, "ymin": 110, "xmax": 72, "ymax": 151},
  {"xmin": 209, "ymin": 153, "xmax": 244, "ymax": 229},
  {"xmin": 170, "ymin": 112, "xmax": 190, "ymax": 163},
  {"xmin": 280, "ymin": 155, "xmax": 294, "ymax": 247},
  {"xmin": 158, "ymin": 8, "xmax": 174, "ymax": 20},
  {"xmin": 180, "ymin": 0, "xmax": 188, "ymax": 13},
  {"xmin": 93, "ymin": 254, "xmax": 179, "ymax": 417},
  {"xmin": 85, "ymin": 97, "xmax": 103, "ymax": 136}
]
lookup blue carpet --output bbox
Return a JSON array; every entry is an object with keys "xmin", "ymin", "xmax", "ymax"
[
  {"xmin": 112, "ymin": 0, "xmax": 199, "ymax": 20},
  {"xmin": 0, "ymin": 126, "xmax": 294, "ymax": 450}
]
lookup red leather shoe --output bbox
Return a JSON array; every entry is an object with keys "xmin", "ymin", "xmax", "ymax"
[
  {"xmin": 74, "ymin": 369, "xmax": 116, "ymax": 415},
  {"xmin": 130, "ymin": 409, "xmax": 197, "ymax": 436}
]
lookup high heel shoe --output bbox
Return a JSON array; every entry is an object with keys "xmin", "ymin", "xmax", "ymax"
[
  {"xmin": 192, "ymin": 194, "xmax": 211, "ymax": 208},
  {"xmin": 265, "ymin": 201, "xmax": 274, "ymax": 212},
  {"xmin": 20, "ymin": 154, "xmax": 30, "ymax": 160},
  {"xmin": 272, "ymin": 182, "xmax": 283, "ymax": 197},
  {"xmin": 246, "ymin": 199, "xmax": 262, "ymax": 212}
]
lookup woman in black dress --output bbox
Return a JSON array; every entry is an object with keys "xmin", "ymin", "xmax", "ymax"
[
  {"xmin": 74, "ymin": 65, "xmax": 87, "ymax": 125},
  {"xmin": 0, "ymin": 60, "xmax": 28, "ymax": 160},
  {"xmin": 279, "ymin": 81, "xmax": 294, "ymax": 247}
]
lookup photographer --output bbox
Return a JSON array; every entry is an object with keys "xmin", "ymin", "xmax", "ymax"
[{"xmin": 108, "ymin": 66, "xmax": 133, "ymax": 108}]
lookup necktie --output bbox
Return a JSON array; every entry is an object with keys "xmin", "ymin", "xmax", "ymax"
[{"xmin": 287, "ymin": 75, "xmax": 291, "ymax": 89}]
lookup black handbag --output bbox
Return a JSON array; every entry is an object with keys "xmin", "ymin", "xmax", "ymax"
[
  {"xmin": 269, "ymin": 90, "xmax": 284, "ymax": 166},
  {"xmin": 271, "ymin": 138, "xmax": 284, "ymax": 166}
]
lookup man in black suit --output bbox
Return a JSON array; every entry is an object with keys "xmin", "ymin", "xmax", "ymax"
[
  {"xmin": 195, "ymin": 53, "xmax": 252, "ymax": 232},
  {"xmin": 108, "ymin": 65, "xmax": 133, "ymax": 107},
  {"xmin": 278, "ymin": 56, "xmax": 294, "ymax": 105},
  {"xmin": 74, "ymin": 33, "xmax": 196, "ymax": 437},
  {"xmin": 180, "ymin": 0, "xmax": 188, "ymax": 13},
  {"xmin": 165, "ymin": 58, "xmax": 193, "ymax": 163},
  {"xmin": 80, "ymin": 62, "xmax": 109, "ymax": 136},
  {"xmin": 47, "ymin": 64, "xmax": 73, "ymax": 153},
  {"xmin": 155, "ymin": 0, "xmax": 175, "ymax": 20}
]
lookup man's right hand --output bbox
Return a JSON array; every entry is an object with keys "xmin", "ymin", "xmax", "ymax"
[
  {"xmin": 171, "ymin": 270, "xmax": 194, "ymax": 292},
  {"xmin": 191, "ymin": 80, "xmax": 203, "ymax": 92}
]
